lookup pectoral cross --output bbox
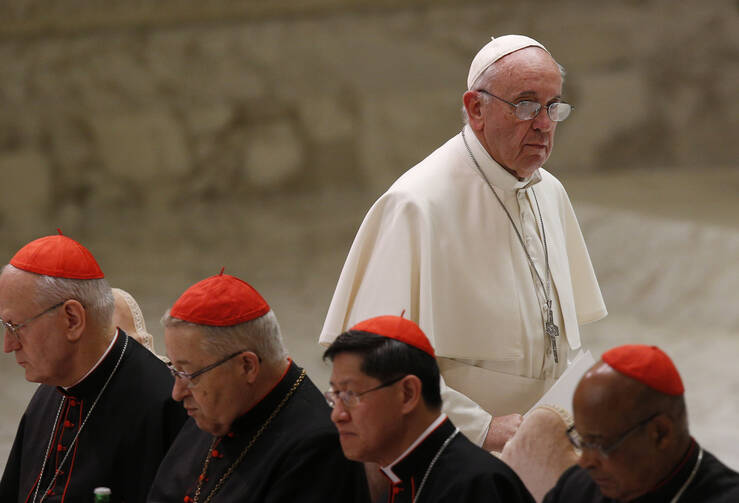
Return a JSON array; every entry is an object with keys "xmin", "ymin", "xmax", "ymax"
[{"xmin": 546, "ymin": 300, "xmax": 560, "ymax": 364}]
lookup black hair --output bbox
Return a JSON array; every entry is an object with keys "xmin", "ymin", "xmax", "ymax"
[{"xmin": 323, "ymin": 330, "xmax": 442, "ymax": 410}]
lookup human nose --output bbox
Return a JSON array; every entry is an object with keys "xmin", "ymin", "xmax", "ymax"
[
  {"xmin": 532, "ymin": 106, "xmax": 555, "ymax": 132},
  {"xmin": 577, "ymin": 446, "xmax": 602, "ymax": 470},
  {"xmin": 330, "ymin": 399, "xmax": 350, "ymax": 424},
  {"xmin": 3, "ymin": 328, "xmax": 20, "ymax": 353},
  {"xmin": 171, "ymin": 376, "xmax": 190, "ymax": 402}
]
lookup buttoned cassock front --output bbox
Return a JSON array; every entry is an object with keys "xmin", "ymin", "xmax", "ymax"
[
  {"xmin": 147, "ymin": 361, "xmax": 369, "ymax": 503},
  {"xmin": 319, "ymin": 125, "xmax": 607, "ymax": 445},
  {"xmin": 379, "ymin": 415, "xmax": 534, "ymax": 503},
  {"xmin": 0, "ymin": 331, "xmax": 187, "ymax": 503}
]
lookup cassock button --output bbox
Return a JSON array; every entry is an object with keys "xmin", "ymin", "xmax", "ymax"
[
  {"xmin": 211, "ymin": 449, "xmax": 222, "ymax": 458},
  {"xmin": 226, "ymin": 431, "xmax": 235, "ymax": 438},
  {"xmin": 69, "ymin": 399, "xmax": 77, "ymax": 407},
  {"xmin": 64, "ymin": 420, "xmax": 75, "ymax": 428},
  {"xmin": 184, "ymin": 497, "xmax": 193, "ymax": 503},
  {"xmin": 57, "ymin": 444, "xmax": 66, "ymax": 452}
]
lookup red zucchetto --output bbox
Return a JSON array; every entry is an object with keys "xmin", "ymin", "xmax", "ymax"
[
  {"xmin": 350, "ymin": 315, "xmax": 435, "ymax": 358},
  {"xmin": 9, "ymin": 231, "xmax": 104, "ymax": 279},
  {"xmin": 170, "ymin": 271, "xmax": 270, "ymax": 327},
  {"xmin": 602, "ymin": 344, "xmax": 684, "ymax": 396}
]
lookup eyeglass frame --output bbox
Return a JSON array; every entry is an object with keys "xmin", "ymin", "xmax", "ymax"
[
  {"xmin": 567, "ymin": 412, "xmax": 660, "ymax": 458},
  {"xmin": 1, "ymin": 300, "xmax": 67, "ymax": 343},
  {"xmin": 168, "ymin": 349, "xmax": 249, "ymax": 387},
  {"xmin": 475, "ymin": 89, "xmax": 573, "ymax": 122},
  {"xmin": 324, "ymin": 374, "xmax": 406, "ymax": 409}
]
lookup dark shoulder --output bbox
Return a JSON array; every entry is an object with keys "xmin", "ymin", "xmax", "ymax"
[
  {"xmin": 26, "ymin": 383, "xmax": 57, "ymax": 410},
  {"xmin": 543, "ymin": 465, "xmax": 601, "ymax": 503},
  {"xmin": 279, "ymin": 373, "xmax": 337, "ymax": 437},
  {"xmin": 445, "ymin": 433, "xmax": 511, "ymax": 471},
  {"xmin": 167, "ymin": 418, "xmax": 209, "ymax": 451},
  {"xmin": 156, "ymin": 418, "xmax": 211, "ymax": 473},
  {"xmin": 685, "ymin": 449, "xmax": 739, "ymax": 501},
  {"xmin": 437, "ymin": 433, "xmax": 535, "ymax": 502},
  {"xmin": 147, "ymin": 418, "xmax": 212, "ymax": 498},
  {"xmin": 119, "ymin": 333, "xmax": 173, "ymax": 391}
]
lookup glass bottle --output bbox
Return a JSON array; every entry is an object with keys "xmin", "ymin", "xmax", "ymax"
[{"xmin": 93, "ymin": 487, "xmax": 111, "ymax": 503}]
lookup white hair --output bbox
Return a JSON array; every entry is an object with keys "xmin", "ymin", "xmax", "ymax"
[
  {"xmin": 161, "ymin": 309, "xmax": 288, "ymax": 366},
  {"xmin": 3, "ymin": 264, "xmax": 115, "ymax": 331}
]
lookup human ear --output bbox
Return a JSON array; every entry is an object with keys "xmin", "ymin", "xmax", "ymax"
[
  {"xmin": 399, "ymin": 375, "xmax": 423, "ymax": 415},
  {"xmin": 651, "ymin": 415, "xmax": 674, "ymax": 449},
  {"xmin": 240, "ymin": 351, "xmax": 261, "ymax": 383},
  {"xmin": 62, "ymin": 300, "xmax": 86, "ymax": 342},
  {"xmin": 462, "ymin": 90, "xmax": 485, "ymax": 131}
]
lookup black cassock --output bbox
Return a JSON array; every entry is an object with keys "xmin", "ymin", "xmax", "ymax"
[
  {"xmin": 147, "ymin": 361, "xmax": 369, "ymax": 503},
  {"xmin": 379, "ymin": 417, "xmax": 535, "ymax": 503},
  {"xmin": 543, "ymin": 440, "xmax": 739, "ymax": 502},
  {"xmin": 0, "ymin": 330, "xmax": 188, "ymax": 503}
]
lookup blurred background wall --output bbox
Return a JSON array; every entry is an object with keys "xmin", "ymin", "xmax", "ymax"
[{"xmin": 1, "ymin": 0, "xmax": 737, "ymax": 471}]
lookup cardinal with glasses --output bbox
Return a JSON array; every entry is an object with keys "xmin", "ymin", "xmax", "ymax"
[
  {"xmin": 324, "ymin": 315, "xmax": 535, "ymax": 503},
  {"xmin": 0, "ymin": 232, "xmax": 187, "ymax": 503},
  {"xmin": 319, "ymin": 33, "xmax": 606, "ymax": 454},
  {"xmin": 147, "ymin": 271, "xmax": 368, "ymax": 503},
  {"xmin": 543, "ymin": 344, "xmax": 739, "ymax": 502}
]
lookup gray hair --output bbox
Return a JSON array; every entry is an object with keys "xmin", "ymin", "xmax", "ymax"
[
  {"xmin": 462, "ymin": 59, "xmax": 567, "ymax": 124},
  {"xmin": 161, "ymin": 309, "xmax": 288, "ymax": 367},
  {"xmin": 3, "ymin": 264, "xmax": 115, "ymax": 331}
]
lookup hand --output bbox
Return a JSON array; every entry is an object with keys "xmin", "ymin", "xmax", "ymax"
[
  {"xmin": 483, "ymin": 413, "xmax": 523, "ymax": 452},
  {"xmin": 500, "ymin": 407, "xmax": 579, "ymax": 501}
]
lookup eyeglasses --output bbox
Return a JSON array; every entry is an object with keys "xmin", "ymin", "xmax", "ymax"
[
  {"xmin": 1, "ymin": 301, "xmax": 66, "ymax": 343},
  {"xmin": 168, "ymin": 349, "xmax": 247, "ymax": 388},
  {"xmin": 567, "ymin": 412, "xmax": 660, "ymax": 458},
  {"xmin": 324, "ymin": 375, "xmax": 405, "ymax": 409},
  {"xmin": 476, "ymin": 89, "xmax": 573, "ymax": 122}
]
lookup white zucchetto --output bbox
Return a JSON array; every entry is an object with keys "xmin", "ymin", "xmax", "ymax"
[{"xmin": 467, "ymin": 35, "xmax": 549, "ymax": 90}]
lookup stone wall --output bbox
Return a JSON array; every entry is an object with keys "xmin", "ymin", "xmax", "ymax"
[{"xmin": 0, "ymin": 0, "xmax": 737, "ymax": 239}]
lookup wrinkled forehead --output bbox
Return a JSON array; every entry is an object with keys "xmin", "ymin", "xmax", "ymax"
[
  {"xmin": 0, "ymin": 267, "xmax": 41, "ymax": 312},
  {"xmin": 498, "ymin": 45, "xmax": 553, "ymax": 63},
  {"xmin": 494, "ymin": 47, "xmax": 560, "ymax": 79},
  {"xmin": 164, "ymin": 323, "xmax": 210, "ymax": 357}
]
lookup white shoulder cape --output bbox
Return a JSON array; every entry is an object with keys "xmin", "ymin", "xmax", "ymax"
[{"xmin": 320, "ymin": 129, "xmax": 606, "ymax": 362}]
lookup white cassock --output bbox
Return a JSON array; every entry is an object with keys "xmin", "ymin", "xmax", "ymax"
[{"xmin": 319, "ymin": 124, "xmax": 607, "ymax": 445}]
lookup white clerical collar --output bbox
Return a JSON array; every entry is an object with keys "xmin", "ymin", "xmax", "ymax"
[
  {"xmin": 64, "ymin": 329, "xmax": 120, "ymax": 390},
  {"xmin": 380, "ymin": 413, "xmax": 447, "ymax": 484},
  {"xmin": 462, "ymin": 124, "xmax": 542, "ymax": 191}
]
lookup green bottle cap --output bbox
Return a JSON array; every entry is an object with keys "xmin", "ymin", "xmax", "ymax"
[{"xmin": 94, "ymin": 487, "xmax": 111, "ymax": 502}]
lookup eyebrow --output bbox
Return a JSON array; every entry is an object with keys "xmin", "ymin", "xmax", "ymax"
[
  {"xmin": 514, "ymin": 91, "xmax": 562, "ymax": 102},
  {"xmin": 328, "ymin": 378, "xmax": 354, "ymax": 388},
  {"xmin": 580, "ymin": 431, "xmax": 606, "ymax": 440}
]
